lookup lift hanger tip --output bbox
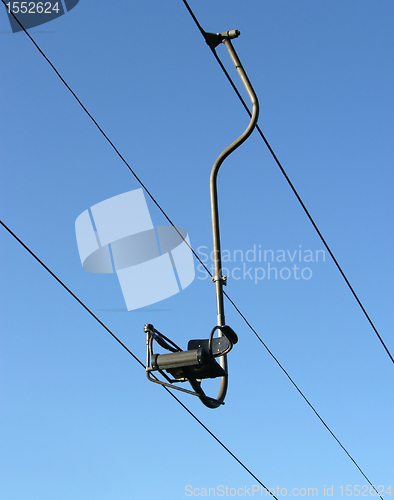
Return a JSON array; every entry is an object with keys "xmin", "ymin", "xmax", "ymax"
[{"xmin": 204, "ymin": 29, "xmax": 240, "ymax": 50}]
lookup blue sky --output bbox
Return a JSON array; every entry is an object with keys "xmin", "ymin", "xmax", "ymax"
[{"xmin": 1, "ymin": 1, "xmax": 393, "ymax": 499}]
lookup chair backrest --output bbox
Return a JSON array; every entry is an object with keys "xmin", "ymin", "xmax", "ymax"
[{"xmin": 187, "ymin": 337, "xmax": 231, "ymax": 357}]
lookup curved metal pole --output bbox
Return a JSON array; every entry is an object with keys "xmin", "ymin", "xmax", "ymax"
[{"xmin": 208, "ymin": 33, "xmax": 259, "ymax": 407}]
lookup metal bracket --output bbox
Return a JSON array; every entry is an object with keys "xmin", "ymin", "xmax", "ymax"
[
  {"xmin": 210, "ymin": 275, "xmax": 227, "ymax": 285},
  {"xmin": 204, "ymin": 30, "xmax": 240, "ymax": 50}
]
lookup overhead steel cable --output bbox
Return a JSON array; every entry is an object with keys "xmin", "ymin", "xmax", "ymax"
[
  {"xmin": 223, "ymin": 292, "xmax": 382, "ymax": 494},
  {"xmin": 0, "ymin": 219, "xmax": 145, "ymax": 369},
  {"xmin": 0, "ymin": 0, "xmax": 211, "ymax": 281},
  {"xmin": 0, "ymin": 219, "xmax": 278, "ymax": 500},
  {"xmin": 180, "ymin": 0, "xmax": 394, "ymax": 366},
  {"xmin": 1, "ymin": 6, "xmax": 384, "ymax": 495}
]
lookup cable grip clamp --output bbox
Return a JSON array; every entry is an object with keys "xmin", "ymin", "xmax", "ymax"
[{"xmin": 210, "ymin": 275, "xmax": 227, "ymax": 285}]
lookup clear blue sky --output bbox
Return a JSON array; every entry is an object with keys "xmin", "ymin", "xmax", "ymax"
[{"xmin": 1, "ymin": 1, "xmax": 393, "ymax": 499}]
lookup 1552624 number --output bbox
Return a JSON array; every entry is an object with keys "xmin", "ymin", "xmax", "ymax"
[
  {"xmin": 5, "ymin": 2, "xmax": 60, "ymax": 14},
  {"xmin": 339, "ymin": 485, "xmax": 392, "ymax": 497}
]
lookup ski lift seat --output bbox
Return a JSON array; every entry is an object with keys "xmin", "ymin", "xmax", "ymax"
[
  {"xmin": 145, "ymin": 324, "xmax": 238, "ymax": 406},
  {"xmin": 151, "ymin": 344, "xmax": 227, "ymax": 381}
]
